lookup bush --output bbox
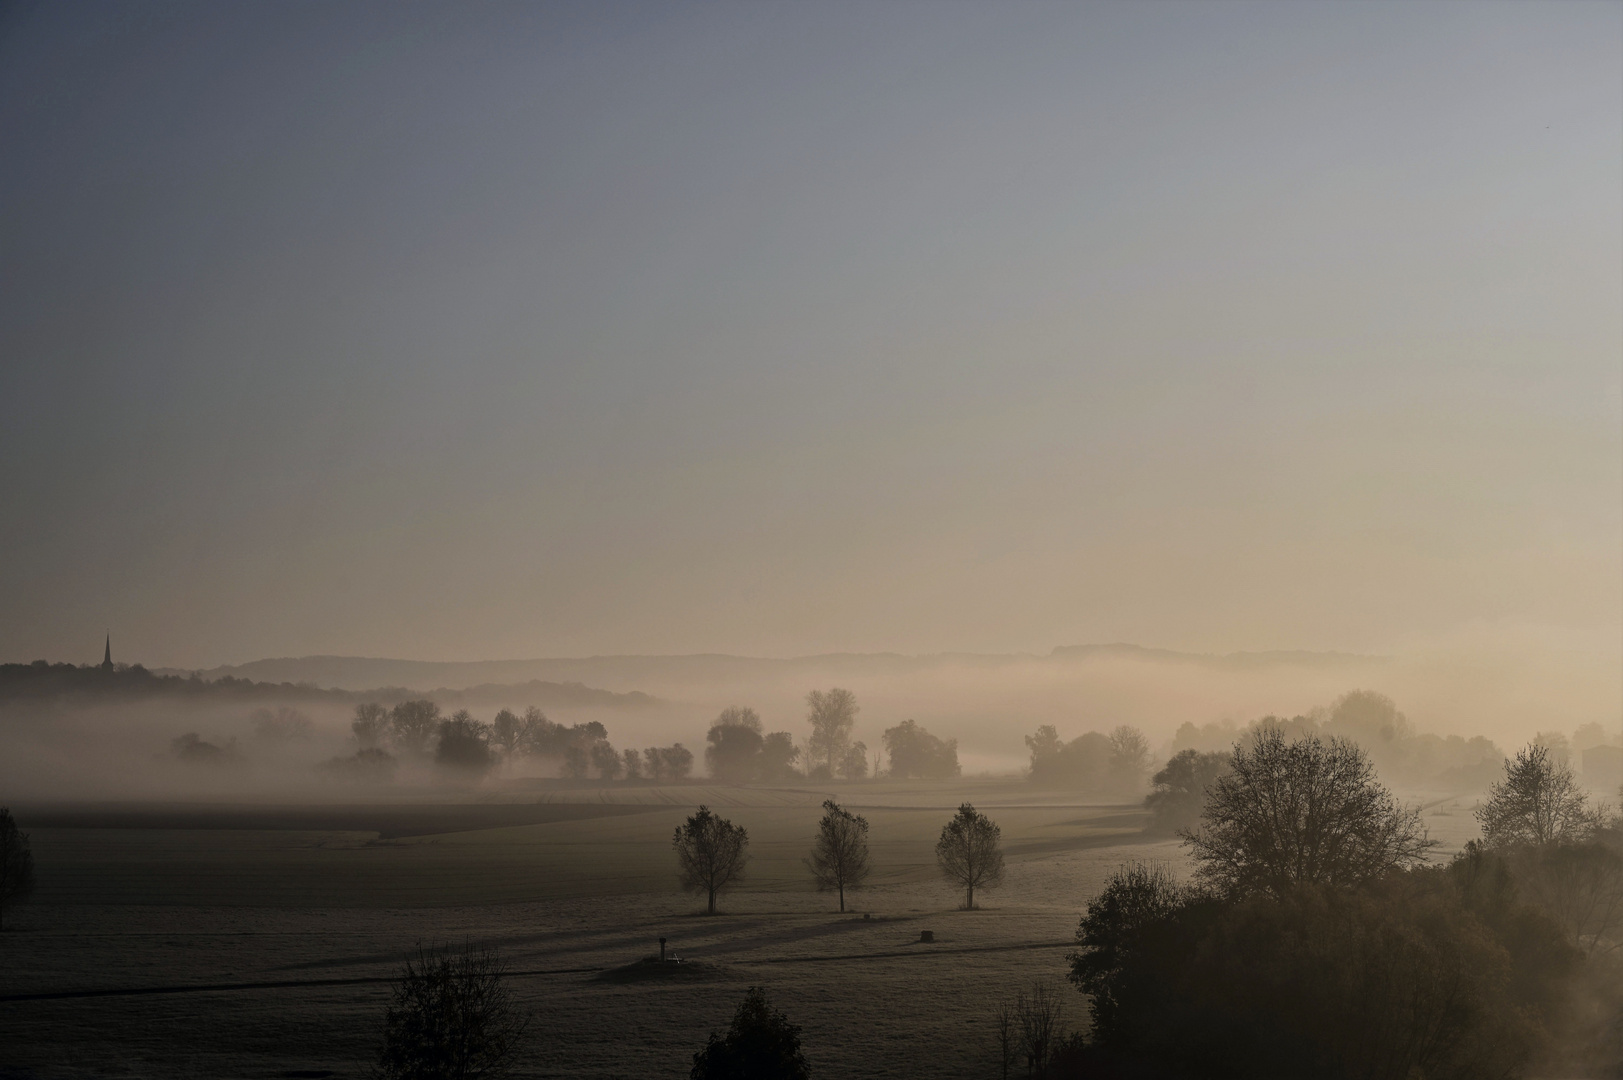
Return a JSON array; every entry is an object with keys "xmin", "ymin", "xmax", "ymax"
[
  {"xmin": 375, "ymin": 943, "xmax": 527, "ymax": 1080},
  {"xmin": 691, "ymin": 987, "xmax": 809, "ymax": 1080}
]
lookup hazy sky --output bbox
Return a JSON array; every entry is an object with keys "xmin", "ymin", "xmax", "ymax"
[{"xmin": 2, "ymin": 1, "xmax": 1619, "ymax": 668}]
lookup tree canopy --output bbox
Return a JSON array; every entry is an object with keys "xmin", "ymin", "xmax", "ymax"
[{"xmin": 1185, "ymin": 728, "xmax": 1430, "ymax": 898}]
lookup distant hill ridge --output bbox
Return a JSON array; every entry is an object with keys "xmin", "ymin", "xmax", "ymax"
[
  {"xmin": 174, "ymin": 644, "xmax": 1386, "ymax": 693},
  {"xmin": 0, "ymin": 662, "xmax": 658, "ymax": 710}
]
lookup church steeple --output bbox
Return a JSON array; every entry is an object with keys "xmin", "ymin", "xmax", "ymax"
[{"xmin": 102, "ymin": 633, "xmax": 113, "ymax": 670}]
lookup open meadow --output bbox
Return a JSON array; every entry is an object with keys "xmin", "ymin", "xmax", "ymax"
[{"xmin": 0, "ymin": 779, "xmax": 1484, "ymax": 1080}]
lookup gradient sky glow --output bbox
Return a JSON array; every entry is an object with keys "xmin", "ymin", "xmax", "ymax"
[{"xmin": 1, "ymin": 1, "xmax": 1619, "ymax": 668}]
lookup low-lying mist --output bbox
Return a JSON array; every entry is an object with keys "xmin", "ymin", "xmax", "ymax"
[{"xmin": 4, "ymin": 626, "xmax": 1617, "ymax": 805}]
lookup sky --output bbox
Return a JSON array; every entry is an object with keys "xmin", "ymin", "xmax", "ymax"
[{"xmin": 1, "ymin": 1, "xmax": 1619, "ymax": 670}]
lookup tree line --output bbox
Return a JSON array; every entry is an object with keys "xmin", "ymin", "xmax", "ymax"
[
  {"xmin": 323, "ymin": 699, "xmax": 692, "ymax": 783},
  {"xmin": 705, "ymin": 689, "xmax": 961, "ymax": 782},
  {"xmin": 672, "ymin": 798, "xmax": 1003, "ymax": 915}
]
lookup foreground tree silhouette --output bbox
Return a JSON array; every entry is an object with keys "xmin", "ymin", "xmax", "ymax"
[
  {"xmin": 806, "ymin": 799, "xmax": 871, "ymax": 912},
  {"xmin": 375, "ymin": 943, "xmax": 526, "ymax": 1080},
  {"xmin": 936, "ymin": 803, "xmax": 1005, "ymax": 909},
  {"xmin": 675, "ymin": 805, "xmax": 750, "ymax": 914},
  {"xmin": 1476, "ymin": 742, "xmax": 1606, "ymax": 848},
  {"xmin": 0, "ymin": 807, "xmax": 35, "ymax": 931},
  {"xmin": 691, "ymin": 986, "xmax": 810, "ymax": 1080},
  {"xmin": 1186, "ymin": 728, "xmax": 1430, "ymax": 898}
]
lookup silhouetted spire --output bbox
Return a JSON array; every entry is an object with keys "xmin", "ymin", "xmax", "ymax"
[{"xmin": 102, "ymin": 633, "xmax": 113, "ymax": 670}]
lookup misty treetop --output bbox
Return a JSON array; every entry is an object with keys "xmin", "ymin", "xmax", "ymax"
[
  {"xmin": 1024, "ymin": 723, "xmax": 1150, "ymax": 793},
  {"xmin": 705, "ymin": 707, "xmax": 801, "ymax": 783},
  {"xmin": 804, "ymin": 688, "xmax": 858, "ymax": 780},
  {"xmin": 881, "ymin": 719, "xmax": 960, "ymax": 779},
  {"xmin": 1170, "ymin": 689, "xmax": 1512, "ymax": 789},
  {"xmin": 1143, "ymin": 748, "xmax": 1232, "ymax": 836}
]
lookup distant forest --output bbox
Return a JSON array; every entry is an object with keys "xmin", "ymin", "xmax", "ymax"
[{"xmin": 0, "ymin": 661, "xmax": 657, "ymax": 710}]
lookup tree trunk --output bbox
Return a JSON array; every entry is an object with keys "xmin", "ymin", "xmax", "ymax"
[
  {"xmin": 967, "ymin": 881, "xmax": 974, "ymax": 909},
  {"xmin": 708, "ymin": 887, "xmax": 716, "ymax": 915},
  {"xmin": 838, "ymin": 883, "xmax": 845, "ymax": 913}
]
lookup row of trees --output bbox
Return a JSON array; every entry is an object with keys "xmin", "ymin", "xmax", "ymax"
[
  {"xmin": 327, "ymin": 700, "xmax": 696, "ymax": 783},
  {"xmin": 673, "ymin": 799, "xmax": 1005, "ymax": 915},
  {"xmin": 1169, "ymin": 689, "xmax": 1513, "ymax": 788},
  {"xmin": 704, "ymin": 692, "xmax": 961, "ymax": 783},
  {"xmin": 1046, "ymin": 731, "xmax": 1623, "ymax": 1079}
]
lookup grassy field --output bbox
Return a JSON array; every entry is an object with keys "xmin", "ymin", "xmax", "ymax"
[{"xmin": 0, "ymin": 779, "xmax": 1483, "ymax": 1079}]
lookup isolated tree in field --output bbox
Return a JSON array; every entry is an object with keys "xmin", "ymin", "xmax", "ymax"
[
  {"xmin": 805, "ymin": 688, "xmax": 858, "ymax": 775},
  {"xmin": 353, "ymin": 702, "xmax": 391, "ymax": 749},
  {"xmin": 1144, "ymin": 750, "xmax": 1231, "ymax": 835},
  {"xmin": 706, "ymin": 707, "xmax": 765, "ymax": 783},
  {"xmin": 1186, "ymin": 729, "xmax": 1430, "ymax": 898},
  {"xmin": 0, "ymin": 807, "xmax": 35, "ymax": 931},
  {"xmin": 675, "ymin": 805, "xmax": 750, "ymax": 915},
  {"xmin": 690, "ymin": 987, "xmax": 809, "ymax": 1080},
  {"xmin": 1476, "ymin": 742, "xmax": 1605, "ymax": 849},
  {"xmin": 376, "ymin": 942, "xmax": 527, "ymax": 1080},
  {"xmin": 806, "ymin": 799, "xmax": 871, "ymax": 912},
  {"xmin": 936, "ymin": 803, "xmax": 1005, "ymax": 909},
  {"xmin": 391, "ymin": 699, "xmax": 442, "ymax": 755}
]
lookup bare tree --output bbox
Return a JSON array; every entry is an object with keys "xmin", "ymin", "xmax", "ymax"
[
  {"xmin": 1107, "ymin": 725, "xmax": 1151, "ymax": 787},
  {"xmin": 1186, "ymin": 729, "xmax": 1431, "ymax": 898},
  {"xmin": 1015, "ymin": 980, "xmax": 1065, "ymax": 1077},
  {"xmin": 489, "ymin": 709, "xmax": 525, "ymax": 759},
  {"xmin": 376, "ymin": 942, "xmax": 527, "ymax": 1080},
  {"xmin": 1520, "ymin": 841, "xmax": 1623, "ymax": 956},
  {"xmin": 806, "ymin": 688, "xmax": 858, "ymax": 775},
  {"xmin": 992, "ymin": 998, "xmax": 1019, "ymax": 1080},
  {"xmin": 674, "ymin": 805, "xmax": 750, "ymax": 915},
  {"xmin": 806, "ymin": 799, "xmax": 871, "ymax": 912},
  {"xmin": 1476, "ymin": 742, "xmax": 1606, "ymax": 848},
  {"xmin": 353, "ymin": 702, "xmax": 391, "ymax": 749},
  {"xmin": 936, "ymin": 803, "xmax": 1005, "ymax": 909},
  {"xmin": 391, "ymin": 700, "xmax": 442, "ymax": 756},
  {"xmin": 0, "ymin": 807, "xmax": 35, "ymax": 931}
]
